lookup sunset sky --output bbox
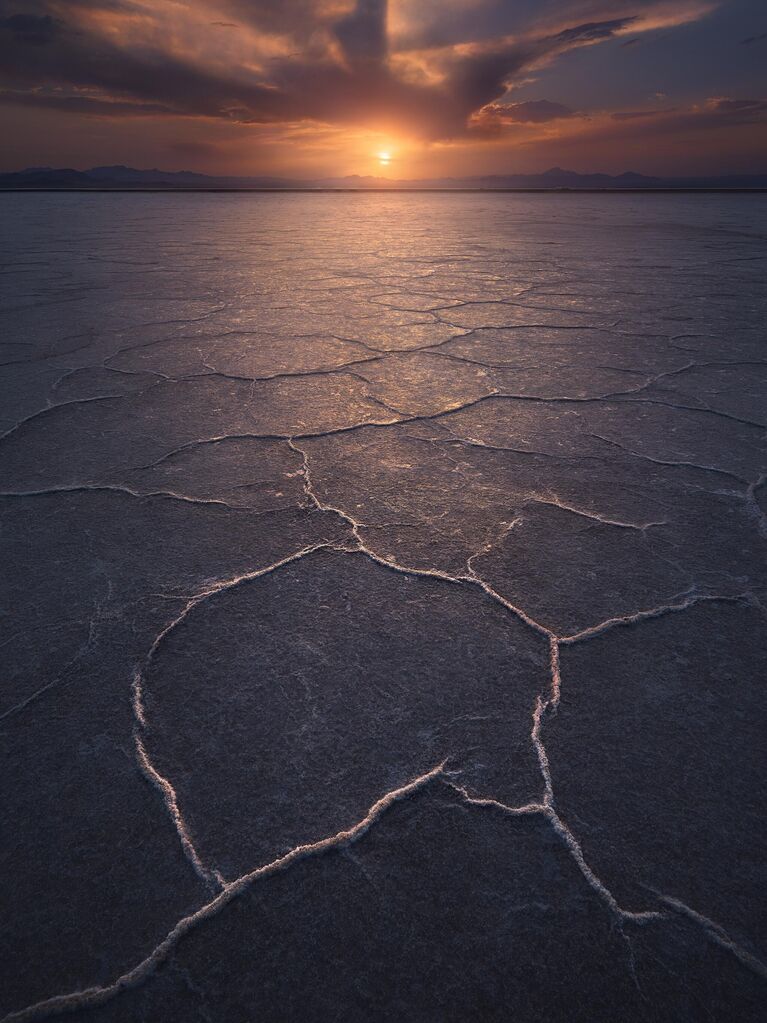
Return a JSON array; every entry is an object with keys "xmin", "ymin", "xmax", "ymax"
[{"xmin": 1, "ymin": 0, "xmax": 766, "ymax": 177}]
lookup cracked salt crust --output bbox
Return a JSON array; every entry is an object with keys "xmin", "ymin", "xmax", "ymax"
[{"xmin": 1, "ymin": 192, "xmax": 766, "ymax": 1021}]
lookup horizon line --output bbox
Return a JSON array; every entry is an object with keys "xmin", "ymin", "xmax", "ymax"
[{"xmin": 2, "ymin": 186, "xmax": 767, "ymax": 194}]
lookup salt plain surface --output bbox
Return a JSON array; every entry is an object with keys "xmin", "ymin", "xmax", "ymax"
[{"xmin": 1, "ymin": 193, "xmax": 766, "ymax": 1021}]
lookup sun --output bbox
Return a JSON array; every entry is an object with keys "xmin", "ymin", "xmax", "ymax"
[{"xmin": 377, "ymin": 150, "xmax": 392, "ymax": 167}]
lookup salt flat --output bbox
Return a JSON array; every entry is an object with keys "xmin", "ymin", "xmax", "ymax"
[{"xmin": 1, "ymin": 192, "xmax": 766, "ymax": 1022}]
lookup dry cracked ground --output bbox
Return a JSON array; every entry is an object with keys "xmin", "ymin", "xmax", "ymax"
[{"xmin": 1, "ymin": 192, "xmax": 766, "ymax": 1022}]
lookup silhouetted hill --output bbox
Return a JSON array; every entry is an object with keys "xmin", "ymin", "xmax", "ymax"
[{"xmin": 1, "ymin": 165, "xmax": 766, "ymax": 190}]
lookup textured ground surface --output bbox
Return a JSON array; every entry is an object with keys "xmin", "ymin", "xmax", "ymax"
[{"xmin": 1, "ymin": 193, "xmax": 766, "ymax": 1022}]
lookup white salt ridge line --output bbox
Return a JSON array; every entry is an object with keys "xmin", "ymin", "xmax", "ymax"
[
  {"xmin": 295, "ymin": 443, "xmax": 689, "ymax": 654},
  {"xmin": 134, "ymin": 731, "xmax": 225, "ymax": 890},
  {"xmin": 0, "ymin": 586, "xmax": 111, "ymax": 723},
  {"xmin": 450, "ymin": 625, "xmax": 659, "ymax": 930},
  {"xmin": 547, "ymin": 807, "xmax": 659, "ymax": 924},
  {"xmin": 531, "ymin": 696, "xmax": 554, "ymax": 804},
  {"xmin": 143, "ymin": 541, "xmax": 352, "ymax": 667},
  {"xmin": 129, "ymin": 668, "xmax": 147, "ymax": 729},
  {"xmin": 744, "ymin": 472, "xmax": 767, "ymax": 538},
  {"xmin": 1, "ymin": 763, "xmax": 446, "ymax": 1023},
  {"xmin": 289, "ymin": 436, "xmax": 486, "ymax": 587},
  {"xmin": 446, "ymin": 782, "xmax": 545, "ymax": 817},
  {"xmin": 531, "ymin": 681, "xmax": 657, "ymax": 925},
  {"xmin": 291, "ymin": 434, "xmax": 560, "ymax": 643},
  {"xmin": 529, "ymin": 495, "xmax": 666, "ymax": 532},
  {"xmin": 131, "ymin": 669, "xmax": 223, "ymax": 889},
  {"xmin": 446, "ymin": 780, "xmax": 658, "ymax": 924},
  {"xmin": 560, "ymin": 591, "xmax": 750, "ymax": 645},
  {"xmin": 464, "ymin": 517, "xmax": 522, "ymax": 576},
  {"xmin": 130, "ymin": 542, "xmax": 356, "ymax": 889},
  {"xmin": 0, "ymin": 395, "xmax": 118, "ymax": 444},
  {"xmin": 656, "ymin": 894, "xmax": 767, "ymax": 981},
  {"xmin": 0, "ymin": 483, "xmax": 235, "ymax": 508},
  {"xmin": 589, "ymin": 432, "xmax": 751, "ymax": 485},
  {"xmin": 548, "ymin": 638, "xmax": 562, "ymax": 707}
]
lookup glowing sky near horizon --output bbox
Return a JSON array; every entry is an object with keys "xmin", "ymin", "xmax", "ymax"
[{"xmin": 0, "ymin": 0, "xmax": 765, "ymax": 176}]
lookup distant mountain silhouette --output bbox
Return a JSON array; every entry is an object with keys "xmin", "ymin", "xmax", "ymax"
[{"xmin": 2, "ymin": 164, "xmax": 766, "ymax": 190}]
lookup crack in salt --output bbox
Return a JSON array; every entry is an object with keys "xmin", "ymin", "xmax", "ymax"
[
  {"xmin": 559, "ymin": 592, "xmax": 751, "ymax": 645},
  {"xmin": 744, "ymin": 473, "xmax": 767, "ymax": 539},
  {"xmin": 0, "ymin": 582, "xmax": 112, "ymax": 723},
  {"xmin": 0, "ymin": 763, "xmax": 446, "ymax": 1023},
  {"xmin": 129, "ymin": 541, "xmax": 358, "ymax": 891},
  {"xmin": 653, "ymin": 893, "xmax": 767, "ymax": 981},
  {"xmin": 4, "ymin": 363, "xmax": 763, "ymax": 1019}
]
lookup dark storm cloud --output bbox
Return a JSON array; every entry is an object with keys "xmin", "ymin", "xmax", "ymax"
[
  {"xmin": 333, "ymin": 0, "xmax": 388, "ymax": 61},
  {"xmin": 0, "ymin": 89, "xmax": 175, "ymax": 116},
  {"xmin": 439, "ymin": 17, "xmax": 634, "ymax": 132},
  {"xmin": 551, "ymin": 17, "xmax": 635, "ymax": 44},
  {"xmin": 206, "ymin": 0, "xmax": 345, "ymax": 42},
  {"xmin": 482, "ymin": 100, "xmax": 576, "ymax": 123},
  {"xmin": 0, "ymin": 12, "xmax": 59, "ymax": 44},
  {"xmin": 0, "ymin": 4, "xmax": 288, "ymax": 121}
]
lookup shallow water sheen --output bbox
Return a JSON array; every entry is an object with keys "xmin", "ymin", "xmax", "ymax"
[{"xmin": 1, "ymin": 193, "xmax": 766, "ymax": 1022}]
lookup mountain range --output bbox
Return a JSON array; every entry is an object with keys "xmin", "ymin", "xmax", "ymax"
[{"xmin": 2, "ymin": 165, "xmax": 766, "ymax": 190}]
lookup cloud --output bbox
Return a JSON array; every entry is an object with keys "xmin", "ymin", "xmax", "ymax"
[
  {"xmin": 549, "ymin": 95, "xmax": 767, "ymax": 148},
  {"xmin": 498, "ymin": 99, "xmax": 575, "ymax": 122},
  {"xmin": 0, "ymin": 12, "xmax": 59, "ymax": 44},
  {"xmin": 333, "ymin": 0, "xmax": 388, "ymax": 61},
  {"xmin": 611, "ymin": 108, "xmax": 677, "ymax": 120},
  {"xmin": 706, "ymin": 97, "xmax": 767, "ymax": 118},
  {"xmin": 467, "ymin": 97, "xmax": 577, "ymax": 138},
  {"xmin": 551, "ymin": 17, "xmax": 634, "ymax": 45},
  {"xmin": 0, "ymin": 89, "xmax": 175, "ymax": 116},
  {"xmin": 0, "ymin": 0, "xmax": 716, "ymax": 142},
  {"xmin": 478, "ymin": 99, "xmax": 575, "ymax": 124}
]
